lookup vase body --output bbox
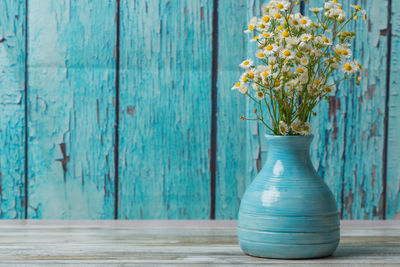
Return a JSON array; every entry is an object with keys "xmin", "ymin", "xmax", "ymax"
[{"xmin": 238, "ymin": 135, "xmax": 340, "ymax": 259}]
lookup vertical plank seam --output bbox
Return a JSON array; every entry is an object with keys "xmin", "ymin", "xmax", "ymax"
[
  {"xmin": 210, "ymin": 0, "xmax": 219, "ymax": 220},
  {"xmin": 382, "ymin": 0, "xmax": 393, "ymax": 220},
  {"xmin": 114, "ymin": 0, "xmax": 121, "ymax": 220},
  {"xmin": 24, "ymin": 0, "xmax": 29, "ymax": 219}
]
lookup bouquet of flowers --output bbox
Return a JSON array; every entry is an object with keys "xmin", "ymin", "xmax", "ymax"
[{"xmin": 232, "ymin": 0, "xmax": 366, "ymax": 135}]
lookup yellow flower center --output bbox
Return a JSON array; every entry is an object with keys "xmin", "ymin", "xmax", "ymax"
[
  {"xmin": 333, "ymin": 0, "xmax": 338, "ymax": 3},
  {"xmin": 257, "ymin": 91, "xmax": 264, "ymax": 97},
  {"xmin": 243, "ymin": 76, "xmax": 248, "ymax": 82},
  {"xmin": 276, "ymin": 3, "xmax": 284, "ymax": 9},
  {"xmin": 282, "ymin": 31, "xmax": 289, "ymax": 37},
  {"xmin": 248, "ymin": 72, "xmax": 254, "ymax": 79},
  {"xmin": 293, "ymin": 125, "xmax": 300, "ymax": 131},
  {"xmin": 253, "ymin": 36, "xmax": 260, "ymax": 41},
  {"xmin": 259, "ymin": 24, "xmax": 265, "ymax": 29},
  {"xmin": 354, "ymin": 5, "xmax": 361, "ymax": 10},
  {"xmin": 277, "ymin": 25, "xmax": 284, "ymax": 30},
  {"xmin": 323, "ymin": 37, "xmax": 329, "ymax": 43},
  {"xmin": 337, "ymin": 6, "xmax": 342, "ymax": 10},
  {"xmin": 266, "ymin": 45, "xmax": 274, "ymax": 51},
  {"xmin": 283, "ymin": 50, "xmax": 291, "ymax": 57},
  {"xmin": 263, "ymin": 33, "xmax": 270, "ymax": 38},
  {"xmin": 300, "ymin": 19, "xmax": 307, "ymax": 24},
  {"xmin": 274, "ymin": 81, "xmax": 281, "ymax": 87},
  {"xmin": 344, "ymin": 64, "xmax": 352, "ymax": 71},
  {"xmin": 297, "ymin": 68, "xmax": 304, "ymax": 74},
  {"xmin": 293, "ymin": 20, "xmax": 299, "ymax": 25},
  {"xmin": 357, "ymin": 63, "xmax": 362, "ymax": 70},
  {"xmin": 244, "ymin": 61, "xmax": 249, "ymax": 65},
  {"xmin": 262, "ymin": 71, "xmax": 269, "ymax": 77},
  {"xmin": 341, "ymin": 50, "xmax": 348, "ymax": 56},
  {"xmin": 314, "ymin": 80, "xmax": 320, "ymax": 85},
  {"xmin": 258, "ymin": 52, "xmax": 266, "ymax": 58},
  {"xmin": 235, "ymin": 82, "xmax": 240, "ymax": 87},
  {"xmin": 280, "ymin": 126, "xmax": 286, "ymax": 132},
  {"xmin": 274, "ymin": 13, "xmax": 282, "ymax": 19},
  {"xmin": 263, "ymin": 16, "xmax": 270, "ymax": 23},
  {"xmin": 248, "ymin": 25, "xmax": 254, "ymax": 31}
]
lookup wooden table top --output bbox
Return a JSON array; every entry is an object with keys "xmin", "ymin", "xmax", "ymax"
[{"xmin": 0, "ymin": 220, "xmax": 398, "ymax": 266}]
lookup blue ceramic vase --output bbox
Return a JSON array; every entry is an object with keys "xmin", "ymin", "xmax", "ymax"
[{"xmin": 238, "ymin": 135, "xmax": 340, "ymax": 259}]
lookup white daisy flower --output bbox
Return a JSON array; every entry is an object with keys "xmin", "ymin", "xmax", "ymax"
[
  {"xmin": 262, "ymin": 32, "xmax": 274, "ymax": 39},
  {"xmin": 268, "ymin": 56, "xmax": 277, "ymax": 65},
  {"xmin": 361, "ymin": 10, "xmax": 367, "ymax": 22},
  {"xmin": 244, "ymin": 17, "xmax": 258, "ymax": 33},
  {"xmin": 280, "ymin": 49, "xmax": 294, "ymax": 59},
  {"xmin": 286, "ymin": 37, "xmax": 300, "ymax": 47},
  {"xmin": 290, "ymin": 13, "xmax": 302, "ymax": 28},
  {"xmin": 299, "ymin": 16, "xmax": 311, "ymax": 28},
  {"xmin": 299, "ymin": 74, "xmax": 308, "ymax": 84},
  {"xmin": 275, "ymin": 1, "xmax": 290, "ymax": 11},
  {"xmin": 335, "ymin": 44, "xmax": 352, "ymax": 58},
  {"xmin": 231, "ymin": 82, "xmax": 241, "ymax": 90},
  {"xmin": 238, "ymin": 84, "xmax": 249, "ymax": 94},
  {"xmin": 300, "ymin": 33, "xmax": 312, "ymax": 42},
  {"xmin": 256, "ymin": 50, "xmax": 267, "ymax": 59},
  {"xmin": 270, "ymin": 9, "xmax": 283, "ymax": 20},
  {"xmin": 309, "ymin": 7, "xmax": 323, "ymax": 13},
  {"xmin": 300, "ymin": 56, "xmax": 309, "ymax": 66},
  {"xmin": 280, "ymin": 31, "xmax": 290, "ymax": 39},
  {"xmin": 324, "ymin": 85, "xmax": 336, "ymax": 94},
  {"xmin": 300, "ymin": 122, "xmax": 312, "ymax": 135},
  {"xmin": 264, "ymin": 44, "xmax": 278, "ymax": 55},
  {"xmin": 239, "ymin": 59, "xmax": 253, "ymax": 69},
  {"xmin": 295, "ymin": 66, "xmax": 307, "ymax": 75},
  {"xmin": 321, "ymin": 36, "xmax": 332, "ymax": 46},
  {"xmin": 252, "ymin": 83, "xmax": 260, "ymax": 91},
  {"xmin": 279, "ymin": 121, "xmax": 289, "ymax": 135},
  {"xmin": 342, "ymin": 61, "xmax": 358, "ymax": 74},
  {"xmin": 291, "ymin": 119, "xmax": 302, "ymax": 134},
  {"xmin": 255, "ymin": 91, "xmax": 265, "ymax": 100},
  {"xmin": 250, "ymin": 35, "xmax": 261, "ymax": 43},
  {"xmin": 257, "ymin": 20, "xmax": 269, "ymax": 31}
]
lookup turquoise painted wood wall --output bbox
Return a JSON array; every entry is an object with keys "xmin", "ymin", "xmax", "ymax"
[{"xmin": 0, "ymin": 0, "xmax": 398, "ymax": 219}]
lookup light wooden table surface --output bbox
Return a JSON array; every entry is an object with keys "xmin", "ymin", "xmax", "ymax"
[{"xmin": 0, "ymin": 220, "xmax": 398, "ymax": 266}]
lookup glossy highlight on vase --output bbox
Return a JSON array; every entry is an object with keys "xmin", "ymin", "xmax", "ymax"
[{"xmin": 238, "ymin": 135, "xmax": 340, "ymax": 259}]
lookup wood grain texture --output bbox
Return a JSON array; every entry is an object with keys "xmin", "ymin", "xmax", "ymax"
[
  {"xmin": 215, "ymin": 0, "xmax": 249, "ymax": 219},
  {"xmin": 0, "ymin": 0, "xmax": 26, "ymax": 218},
  {"xmin": 27, "ymin": 0, "xmax": 116, "ymax": 219},
  {"xmin": 118, "ymin": 0, "xmax": 213, "ymax": 219},
  {"xmin": 0, "ymin": 220, "xmax": 397, "ymax": 265},
  {"xmin": 387, "ymin": 0, "xmax": 400, "ymax": 219},
  {"xmin": 340, "ymin": 0, "xmax": 388, "ymax": 219},
  {"xmin": 305, "ymin": 0, "xmax": 345, "ymax": 219}
]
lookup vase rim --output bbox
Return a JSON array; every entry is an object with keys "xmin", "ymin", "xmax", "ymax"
[{"xmin": 265, "ymin": 134, "xmax": 314, "ymax": 138}]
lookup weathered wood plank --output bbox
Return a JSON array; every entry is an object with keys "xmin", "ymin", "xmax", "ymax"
[
  {"xmin": 118, "ymin": 0, "xmax": 213, "ymax": 219},
  {"xmin": 245, "ymin": 0, "xmax": 269, "ymax": 181},
  {"xmin": 341, "ymin": 0, "xmax": 388, "ymax": 219},
  {"xmin": 387, "ymin": 0, "xmax": 400, "ymax": 219},
  {"xmin": 215, "ymin": 0, "xmax": 249, "ymax": 219},
  {"xmin": 27, "ymin": 0, "xmax": 116, "ymax": 219},
  {"xmin": 0, "ymin": 221, "xmax": 397, "ymax": 265},
  {"xmin": 0, "ymin": 0, "xmax": 26, "ymax": 218},
  {"xmin": 302, "ymin": 0, "xmax": 387, "ymax": 219},
  {"xmin": 304, "ymin": 0, "xmax": 346, "ymax": 219}
]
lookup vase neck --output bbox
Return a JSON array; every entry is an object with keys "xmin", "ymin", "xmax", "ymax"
[{"xmin": 262, "ymin": 135, "xmax": 315, "ymax": 177}]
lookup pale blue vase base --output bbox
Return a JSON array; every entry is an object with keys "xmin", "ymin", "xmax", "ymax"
[{"xmin": 239, "ymin": 238, "xmax": 339, "ymax": 259}]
